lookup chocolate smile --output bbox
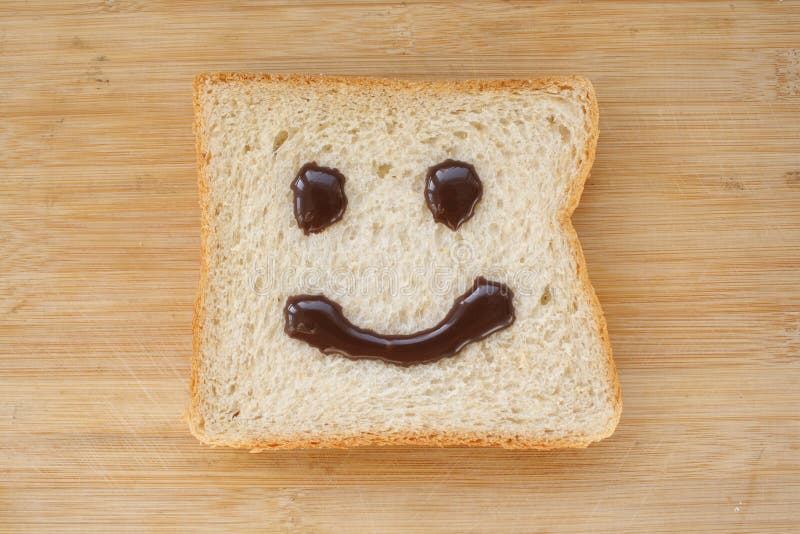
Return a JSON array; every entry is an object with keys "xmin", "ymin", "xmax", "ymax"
[{"xmin": 284, "ymin": 277, "xmax": 515, "ymax": 366}]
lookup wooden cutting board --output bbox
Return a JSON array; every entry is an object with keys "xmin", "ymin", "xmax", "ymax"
[{"xmin": 2, "ymin": 2, "xmax": 798, "ymax": 532}]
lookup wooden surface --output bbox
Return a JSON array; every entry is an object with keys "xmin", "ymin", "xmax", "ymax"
[{"xmin": 1, "ymin": 1, "xmax": 799, "ymax": 532}]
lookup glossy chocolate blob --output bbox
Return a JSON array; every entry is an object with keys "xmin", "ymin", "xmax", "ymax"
[
  {"xmin": 425, "ymin": 159, "xmax": 483, "ymax": 230},
  {"xmin": 291, "ymin": 162, "xmax": 347, "ymax": 234}
]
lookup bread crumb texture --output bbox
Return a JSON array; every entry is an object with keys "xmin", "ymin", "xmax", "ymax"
[{"xmin": 190, "ymin": 74, "xmax": 620, "ymax": 450}]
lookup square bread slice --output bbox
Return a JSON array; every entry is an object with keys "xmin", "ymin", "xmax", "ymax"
[{"xmin": 190, "ymin": 74, "xmax": 621, "ymax": 450}]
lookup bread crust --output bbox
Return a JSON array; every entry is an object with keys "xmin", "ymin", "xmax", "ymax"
[{"xmin": 189, "ymin": 73, "xmax": 621, "ymax": 450}]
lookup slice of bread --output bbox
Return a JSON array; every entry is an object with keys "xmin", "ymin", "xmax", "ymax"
[{"xmin": 190, "ymin": 74, "xmax": 621, "ymax": 450}]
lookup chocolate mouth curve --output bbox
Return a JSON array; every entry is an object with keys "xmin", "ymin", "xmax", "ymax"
[{"xmin": 283, "ymin": 277, "xmax": 515, "ymax": 367}]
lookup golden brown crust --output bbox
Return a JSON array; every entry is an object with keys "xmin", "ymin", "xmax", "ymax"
[
  {"xmin": 198, "ymin": 430, "xmax": 598, "ymax": 452},
  {"xmin": 555, "ymin": 78, "xmax": 623, "ymax": 442},
  {"xmin": 189, "ymin": 73, "xmax": 621, "ymax": 451},
  {"xmin": 189, "ymin": 74, "xmax": 211, "ymax": 440},
  {"xmin": 194, "ymin": 72, "xmax": 600, "ymax": 100}
]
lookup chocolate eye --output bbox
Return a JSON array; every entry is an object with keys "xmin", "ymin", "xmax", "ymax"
[
  {"xmin": 291, "ymin": 162, "xmax": 347, "ymax": 234},
  {"xmin": 425, "ymin": 159, "xmax": 482, "ymax": 230}
]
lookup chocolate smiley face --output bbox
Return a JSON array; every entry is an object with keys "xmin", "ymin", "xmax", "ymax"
[
  {"xmin": 285, "ymin": 159, "xmax": 514, "ymax": 367},
  {"xmin": 192, "ymin": 76, "xmax": 619, "ymax": 448}
]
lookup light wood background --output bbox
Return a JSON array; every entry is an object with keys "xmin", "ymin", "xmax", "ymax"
[{"xmin": 1, "ymin": 1, "xmax": 799, "ymax": 532}]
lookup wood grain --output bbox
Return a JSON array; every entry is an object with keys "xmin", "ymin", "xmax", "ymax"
[{"xmin": 1, "ymin": 1, "xmax": 798, "ymax": 532}]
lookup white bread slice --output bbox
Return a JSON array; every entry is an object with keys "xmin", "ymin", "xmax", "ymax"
[{"xmin": 190, "ymin": 74, "xmax": 621, "ymax": 450}]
